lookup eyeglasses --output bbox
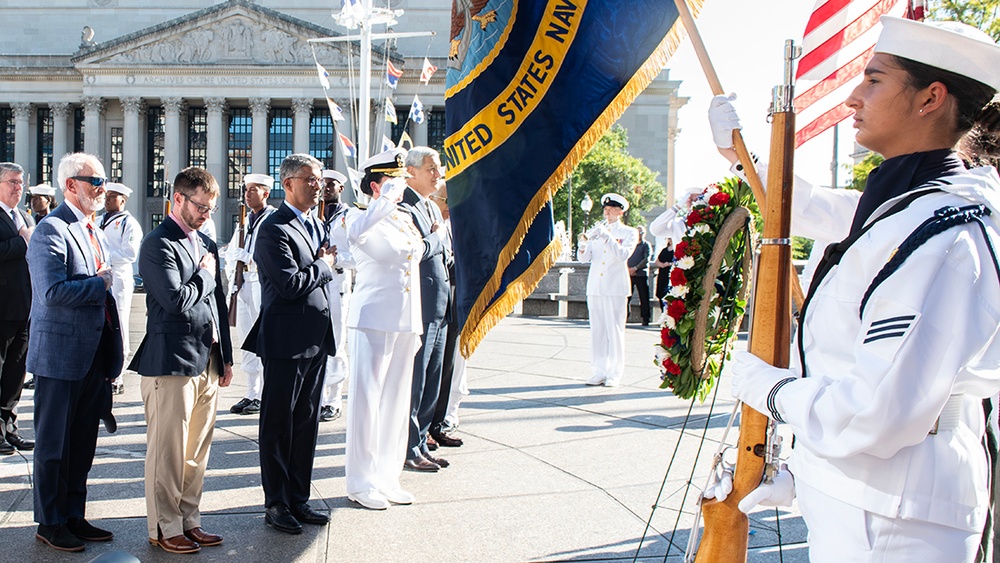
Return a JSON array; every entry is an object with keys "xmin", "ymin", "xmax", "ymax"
[
  {"xmin": 71, "ymin": 176, "xmax": 108, "ymax": 188},
  {"xmin": 289, "ymin": 175, "xmax": 322, "ymax": 186},
  {"xmin": 1, "ymin": 179, "xmax": 25, "ymax": 187},
  {"xmin": 181, "ymin": 193, "xmax": 218, "ymax": 214}
]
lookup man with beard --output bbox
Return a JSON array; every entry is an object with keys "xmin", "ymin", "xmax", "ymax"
[
  {"xmin": 130, "ymin": 167, "xmax": 233, "ymax": 554},
  {"xmin": 319, "ymin": 169, "xmax": 353, "ymax": 422},
  {"xmin": 226, "ymin": 173, "xmax": 276, "ymax": 416},
  {"xmin": 27, "ymin": 153, "xmax": 123, "ymax": 552},
  {"xmin": 100, "ymin": 183, "xmax": 142, "ymax": 395}
]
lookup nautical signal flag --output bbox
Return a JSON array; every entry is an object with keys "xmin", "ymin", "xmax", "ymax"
[
  {"xmin": 338, "ymin": 133, "xmax": 356, "ymax": 159},
  {"xmin": 794, "ymin": 0, "xmax": 913, "ymax": 147},
  {"xmin": 420, "ymin": 57, "xmax": 438, "ymax": 84},
  {"xmin": 386, "ymin": 59, "xmax": 403, "ymax": 89},
  {"xmin": 385, "ymin": 98, "xmax": 397, "ymax": 124},
  {"xmin": 315, "ymin": 61, "xmax": 331, "ymax": 90},
  {"xmin": 381, "ymin": 135, "xmax": 396, "ymax": 152},
  {"xmin": 398, "ymin": 131, "xmax": 413, "ymax": 150},
  {"xmin": 326, "ymin": 97, "xmax": 345, "ymax": 121},
  {"xmin": 408, "ymin": 95, "xmax": 424, "ymax": 125}
]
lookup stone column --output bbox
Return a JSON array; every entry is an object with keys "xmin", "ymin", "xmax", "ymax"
[
  {"xmin": 120, "ymin": 97, "xmax": 144, "ymax": 190},
  {"xmin": 11, "ymin": 103, "xmax": 31, "ymax": 170},
  {"xmin": 49, "ymin": 103, "xmax": 70, "ymax": 180},
  {"xmin": 249, "ymin": 97, "xmax": 270, "ymax": 175},
  {"xmin": 205, "ymin": 97, "xmax": 227, "ymax": 191},
  {"xmin": 163, "ymin": 97, "xmax": 184, "ymax": 180},
  {"xmin": 82, "ymin": 97, "xmax": 105, "ymax": 158},
  {"xmin": 291, "ymin": 98, "xmax": 313, "ymax": 155}
]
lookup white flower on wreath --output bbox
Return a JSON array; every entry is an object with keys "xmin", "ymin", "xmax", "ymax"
[
  {"xmin": 675, "ymin": 256, "xmax": 695, "ymax": 270},
  {"xmin": 669, "ymin": 284, "xmax": 689, "ymax": 298},
  {"xmin": 664, "ymin": 314, "xmax": 676, "ymax": 330},
  {"xmin": 692, "ymin": 224, "xmax": 711, "ymax": 234},
  {"xmin": 703, "ymin": 184, "xmax": 719, "ymax": 198}
]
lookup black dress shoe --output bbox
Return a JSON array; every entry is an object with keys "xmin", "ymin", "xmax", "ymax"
[
  {"xmin": 0, "ymin": 439, "xmax": 14, "ymax": 455},
  {"xmin": 66, "ymin": 518, "xmax": 113, "ymax": 541},
  {"xmin": 291, "ymin": 503, "xmax": 330, "ymax": 525},
  {"xmin": 22, "ymin": 377, "xmax": 34, "ymax": 390},
  {"xmin": 240, "ymin": 399, "xmax": 261, "ymax": 415},
  {"xmin": 424, "ymin": 453, "xmax": 450, "ymax": 468},
  {"xmin": 36, "ymin": 523, "xmax": 85, "ymax": 552},
  {"xmin": 430, "ymin": 430, "xmax": 463, "ymax": 447},
  {"xmin": 265, "ymin": 504, "xmax": 303, "ymax": 535},
  {"xmin": 6, "ymin": 433, "xmax": 34, "ymax": 451},
  {"xmin": 320, "ymin": 405, "xmax": 341, "ymax": 422},
  {"xmin": 403, "ymin": 457, "xmax": 440, "ymax": 472},
  {"xmin": 230, "ymin": 397, "xmax": 253, "ymax": 414}
]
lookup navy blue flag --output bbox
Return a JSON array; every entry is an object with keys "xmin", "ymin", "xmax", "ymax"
[{"xmin": 445, "ymin": 0, "xmax": 697, "ymax": 356}]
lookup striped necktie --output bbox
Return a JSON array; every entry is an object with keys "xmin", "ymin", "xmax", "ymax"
[{"xmin": 85, "ymin": 222, "xmax": 104, "ymax": 270}]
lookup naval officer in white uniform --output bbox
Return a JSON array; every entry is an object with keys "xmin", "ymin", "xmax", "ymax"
[
  {"xmin": 225, "ymin": 173, "xmax": 277, "ymax": 416},
  {"xmin": 100, "ymin": 182, "xmax": 142, "ymax": 394},
  {"xmin": 578, "ymin": 193, "xmax": 639, "ymax": 388},
  {"xmin": 343, "ymin": 149, "xmax": 423, "ymax": 510}
]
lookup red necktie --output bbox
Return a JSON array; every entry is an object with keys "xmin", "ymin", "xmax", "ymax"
[{"xmin": 86, "ymin": 222, "xmax": 104, "ymax": 271}]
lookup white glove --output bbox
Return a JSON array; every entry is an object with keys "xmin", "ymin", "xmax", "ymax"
[
  {"xmin": 379, "ymin": 177, "xmax": 408, "ymax": 202},
  {"xmin": 702, "ymin": 460, "xmax": 734, "ymax": 502},
  {"xmin": 231, "ymin": 247, "xmax": 253, "ymax": 265},
  {"xmin": 737, "ymin": 464, "xmax": 795, "ymax": 513},
  {"xmin": 708, "ymin": 93, "xmax": 742, "ymax": 149},
  {"xmin": 730, "ymin": 350, "xmax": 797, "ymax": 421}
]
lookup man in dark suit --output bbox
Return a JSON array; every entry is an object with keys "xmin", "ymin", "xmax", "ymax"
[
  {"xmin": 0, "ymin": 162, "xmax": 35, "ymax": 455},
  {"xmin": 129, "ymin": 167, "xmax": 233, "ymax": 554},
  {"xmin": 627, "ymin": 226, "xmax": 652, "ymax": 326},
  {"xmin": 245, "ymin": 153, "xmax": 337, "ymax": 534},
  {"xmin": 27, "ymin": 153, "xmax": 123, "ymax": 552},
  {"xmin": 400, "ymin": 146, "xmax": 452, "ymax": 472}
]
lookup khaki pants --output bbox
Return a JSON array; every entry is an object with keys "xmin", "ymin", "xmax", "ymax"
[{"xmin": 141, "ymin": 355, "xmax": 219, "ymax": 539}]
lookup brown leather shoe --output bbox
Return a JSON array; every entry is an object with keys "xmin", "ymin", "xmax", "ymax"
[
  {"xmin": 425, "ymin": 434, "xmax": 439, "ymax": 451},
  {"xmin": 403, "ymin": 457, "xmax": 440, "ymax": 472},
  {"xmin": 424, "ymin": 453, "xmax": 450, "ymax": 468},
  {"xmin": 150, "ymin": 532, "xmax": 201, "ymax": 554},
  {"xmin": 430, "ymin": 430, "xmax": 463, "ymax": 447},
  {"xmin": 184, "ymin": 527, "xmax": 222, "ymax": 547}
]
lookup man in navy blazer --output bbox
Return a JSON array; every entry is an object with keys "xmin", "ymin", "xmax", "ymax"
[
  {"xmin": 400, "ymin": 147, "xmax": 452, "ymax": 472},
  {"xmin": 244, "ymin": 153, "xmax": 337, "ymax": 534},
  {"xmin": 129, "ymin": 167, "xmax": 233, "ymax": 554},
  {"xmin": 27, "ymin": 153, "xmax": 122, "ymax": 553},
  {"xmin": 0, "ymin": 162, "xmax": 36, "ymax": 456}
]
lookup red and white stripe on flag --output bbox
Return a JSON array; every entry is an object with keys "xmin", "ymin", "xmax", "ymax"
[{"xmin": 794, "ymin": 0, "xmax": 912, "ymax": 147}]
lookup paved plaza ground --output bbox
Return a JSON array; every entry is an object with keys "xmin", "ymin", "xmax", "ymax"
[{"xmin": 0, "ymin": 296, "xmax": 808, "ymax": 562}]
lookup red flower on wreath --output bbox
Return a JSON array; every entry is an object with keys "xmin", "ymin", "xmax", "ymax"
[
  {"xmin": 709, "ymin": 192, "xmax": 731, "ymax": 206},
  {"xmin": 670, "ymin": 268, "xmax": 687, "ymax": 286},
  {"xmin": 660, "ymin": 328, "xmax": 677, "ymax": 348},
  {"xmin": 674, "ymin": 241, "xmax": 688, "ymax": 259},
  {"xmin": 663, "ymin": 357, "xmax": 682, "ymax": 375},
  {"xmin": 686, "ymin": 210, "xmax": 703, "ymax": 227},
  {"xmin": 667, "ymin": 299, "xmax": 687, "ymax": 321}
]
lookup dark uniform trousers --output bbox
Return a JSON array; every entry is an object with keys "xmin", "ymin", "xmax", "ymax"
[{"xmin": 0, "ymin": 318, "xmax": 28, "ymax": 438}]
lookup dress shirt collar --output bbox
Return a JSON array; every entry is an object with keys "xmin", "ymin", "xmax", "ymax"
[
  {"xmin": 168, "ymin": 211, "xmax": 195, "ymax": 236},
  {"xmin": 65, "ymin": 199, "xmax": 91, "ymax": 223}
]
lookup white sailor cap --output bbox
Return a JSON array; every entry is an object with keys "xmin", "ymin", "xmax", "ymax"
[
  {"xmin": 29, "ymin": 184, "xmax": 56, "ymax": 197},
  {"xmin": 361, "ymin": 148, "xmax": 410, "ymax": 177},
  {"xmin": 876, "ymin": 16, "xmax": 1000, "ymax": 91},
  {"xmin": 105, "ymin": 182, "xmax": 133, "ymax": 197},
  {"xmin": 322, "ymin": 170, "xmax": 348, "ymax": 184},
  {"xmin": 243, "ymin": 173, "xmax": 275, "ymax": 189},
  {"xmin": 601, "ymin": 192, "xmax": 629, "ymax": 211}
]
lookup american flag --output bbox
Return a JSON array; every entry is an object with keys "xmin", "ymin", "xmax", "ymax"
[
  {"xmin": 338, "ymin": 133, "xmax": 356, "ymax": 159},
  {"xmin": 386, "ymin": 59, "xmax": 403, "ymax": 89},
  {"xmin": 794, "ymin": 0, "xmax": 918, "ymax": 147}
]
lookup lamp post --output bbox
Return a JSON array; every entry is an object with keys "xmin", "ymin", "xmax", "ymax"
[{"xmin": 581, "ymin": 193, "xmax": 594, "ymax": 231}]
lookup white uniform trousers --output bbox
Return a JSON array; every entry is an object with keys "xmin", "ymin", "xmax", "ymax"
[
  {"xmin": 345, "ymin": 328, "xmax": 416, "ymax": 496},
  {"xmin": 110, "ymin": 268, "xmax": 133, "ymax": 365},
  {"xmin": 587, "ymin": 295, "xmax": 627, "ymax": 385},
  {"xmin": 235, "ymin": 276, "xmax": 263, "ymax": 401},
  {"xmin": 443, "ymin": 353, "xmax": 469, "ymax": 427},
  {"xmin": 140, "ymin": 354, "xmax": 219, "ymax": 539},
  {"xmin": 797, "ymin": 480, "xmax": 979, "ymax": 563},
  {"xmin": 321, "ymin": 285, "xmax": 349, "ymax": 409}
]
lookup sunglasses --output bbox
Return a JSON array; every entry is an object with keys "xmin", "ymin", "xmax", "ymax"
[{"xmin": 71, "ymin": 176, "xmax": 108, "ymax": 188}]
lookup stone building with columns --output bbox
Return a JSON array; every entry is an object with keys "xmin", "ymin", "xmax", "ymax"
[{"xmin": 0, "ymin": 0, "xmax": 686, "ymax": 242}]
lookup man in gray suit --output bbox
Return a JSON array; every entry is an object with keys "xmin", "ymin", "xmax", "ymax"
[
  {"xmin": 130, "ymin": 167, "xmax": 233, "ymax": 554},
  {"xmin": 27, "ymin": 153, "xmax": 123, "ymax": 553}
]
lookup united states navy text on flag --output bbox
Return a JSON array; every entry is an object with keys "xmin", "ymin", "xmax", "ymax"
[{"xmin": 445, "ymin": 0, "xmax": 700, "ymax": 356}]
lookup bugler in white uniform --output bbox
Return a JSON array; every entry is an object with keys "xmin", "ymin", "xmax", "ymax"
[{"xmin": 578, "ymin": 193, "xmax": 638, "ymax": 387}]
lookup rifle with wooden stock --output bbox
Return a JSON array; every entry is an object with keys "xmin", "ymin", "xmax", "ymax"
[{"xmin": 228, "ymin": 195, "xmax": 247, "ymax": 327}]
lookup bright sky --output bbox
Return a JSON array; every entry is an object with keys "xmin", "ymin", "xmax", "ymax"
[{"xmin": 665, "ymin": 0, "xmax": 860, "ymax": 197}]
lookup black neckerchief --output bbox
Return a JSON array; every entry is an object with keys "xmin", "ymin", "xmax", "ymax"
[
  {"xmin": 849, "ymin": 149, "xmax": 965, "ymax": 235},
  {"xmin": 100, "ymin": 210, "xmax": 126, "ymax": 230}
]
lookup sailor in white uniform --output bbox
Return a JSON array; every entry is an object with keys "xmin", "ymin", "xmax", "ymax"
[
  {"xmin": 578, "ymin": 193, "xmax": 639, "ymax": 387},
  {"xmin": 319, "ymin": 169, "xmax": 354, "ymax": 422},
  {"xmin": 225, "ymin": 173, "xmax": 277, "ymax": 415},
  {"xmin": 711, "ymin": 17, "xmax": 1000, "ymax": 562},
  {"xmin": 343, "ymin": 149, "xmax": 423, "ymax": 510},
  {"xmin": 100, "ymin": 182, "xmax": 143, "ymax": 394}
]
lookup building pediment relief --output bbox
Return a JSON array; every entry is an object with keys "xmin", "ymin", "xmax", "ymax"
[{"xmin": 73, "ymin": 1, "xmax": 353, "ymax": 68}]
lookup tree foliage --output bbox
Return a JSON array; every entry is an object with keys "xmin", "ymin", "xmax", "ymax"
[
  {"xmin": 931, "ymin": 0, "xmax": 1000, "ymax": 40},
  {"xmin": 847, "ymin": 152, "xmax": 885, "ymax": 192},
  {"xmin": 552, "ymin": 125, "xmax": 666, "ymax": 239}
]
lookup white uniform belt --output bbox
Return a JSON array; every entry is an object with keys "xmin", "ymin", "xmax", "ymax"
[
  {"xmin": 930, "ymin": 394, "xmax": 964, "ymax": 434},
  {"xmin": 243, "ymin": 271, "xmax": 259, "ymax": 283}
]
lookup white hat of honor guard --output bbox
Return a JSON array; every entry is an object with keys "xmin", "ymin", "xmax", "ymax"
[
  {"xmin": 243, "ymin": 173, "xmax": 275, "ymax": 188},
  {"xmin": 322, "ymin": 169, "xmax": 348, "ymax": 184},
  {"xmin": 876, "ymin": 16, "xmax": 1000, "ymax": 91},
  {"xmin": 105, "ymin": 182, "xmax": 133, "ymax": 197}
]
